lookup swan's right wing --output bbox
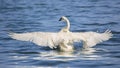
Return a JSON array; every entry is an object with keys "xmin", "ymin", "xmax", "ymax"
[
  {"xmin": 71, "ymin": 30, "xmax": 113, "ymax": 48},
  {"xmin": 9, "ymin": 32, "xmax": 63, "ymax": 48}
]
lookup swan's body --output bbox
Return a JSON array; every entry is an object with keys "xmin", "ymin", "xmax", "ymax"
[{"xmin": 9, "ymin": 16, "xmax": 112, "ymax": 51}]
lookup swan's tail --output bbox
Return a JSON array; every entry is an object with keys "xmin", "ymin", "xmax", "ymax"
[{"xmin": 83, "ymin": 30, "xmax": 113, "ymax": 48}]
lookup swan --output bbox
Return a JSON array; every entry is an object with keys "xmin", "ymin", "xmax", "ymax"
[{"xmin": 9, "ymin": 16, "xmax": 112, "ymax": 52}]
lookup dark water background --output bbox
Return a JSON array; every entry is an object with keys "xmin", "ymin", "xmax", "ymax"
[{"xmin": 0, "ymin": 0, "xmax": 120, "ymax": 68}]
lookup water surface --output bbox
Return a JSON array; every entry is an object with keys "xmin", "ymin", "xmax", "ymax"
[{"xmin": 0, "ymin": 0, "xmax": 120, "ymax": 68}]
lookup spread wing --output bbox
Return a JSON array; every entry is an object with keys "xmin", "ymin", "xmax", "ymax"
[
  {"xmin": 9, "ymin": 32, "xmax": 62, "ymax": 48},
  {"xmin": 71, "ymin": 30, "xmax": 112, "ymax": 48}
]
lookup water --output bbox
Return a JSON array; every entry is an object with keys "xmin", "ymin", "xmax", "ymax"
[{"xmin": 0, "ymin": 0, "xmax": 120, "ymax": 68}]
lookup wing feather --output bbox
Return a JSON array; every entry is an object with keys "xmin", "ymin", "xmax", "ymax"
[
  {"xmin": 9, "ymin": 32, "xmax": 60, "ymax": 48},
  {"xmin": 71, "ymin": 30, "xmax": 112, "ymax": 48}
]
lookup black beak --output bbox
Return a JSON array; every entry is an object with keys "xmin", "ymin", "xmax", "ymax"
[{"xmin": 59, "ymin": 17, "xmax": 62, "ymax": 21}]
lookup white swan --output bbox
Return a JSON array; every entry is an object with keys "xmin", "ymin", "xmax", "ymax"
[{"xmin": 9, "ymin": 16, "xmax": 112, "ymax": 51}]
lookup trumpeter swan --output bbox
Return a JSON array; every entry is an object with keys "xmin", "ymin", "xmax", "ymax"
[{"xmin": 9, "ymin": 16, "xmax": 112, "ymax": 51}]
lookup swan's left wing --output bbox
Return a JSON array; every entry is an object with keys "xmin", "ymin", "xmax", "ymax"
[{"xmin": 9, "ymin": 32, "xmax": 65, "ymax": 49}]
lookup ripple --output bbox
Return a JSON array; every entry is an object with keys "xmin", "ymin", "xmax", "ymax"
[{"xmin": 82, "ymin": 22, "xmax": 118, "ymax": 26}]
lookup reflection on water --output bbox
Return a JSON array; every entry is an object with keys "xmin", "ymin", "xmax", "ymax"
[
  {"xmin": 34, "ymin": 51, "xmax": 76, "ymax": 61},
  {"xmin": 12, "ymin": 48, "xmax": 102, "ymax": 62}
]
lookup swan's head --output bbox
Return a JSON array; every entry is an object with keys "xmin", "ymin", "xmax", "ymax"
[{"xmin": 59, "ymin": 16, "xmax": 68, "ymax": 21}]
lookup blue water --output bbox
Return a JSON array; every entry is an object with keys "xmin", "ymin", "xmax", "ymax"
[{"xmin": 0, "ymin": 0, "xmax": 120, "ymax": 68}]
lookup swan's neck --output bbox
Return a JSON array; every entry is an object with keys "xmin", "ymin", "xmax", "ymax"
[
  {"xmin": 65, "ymin": 19, "xmax": 70, "ymax": 30},
  {"xmin": 60, "ymin": 18, "xmax": 71, "ymax": 32}
]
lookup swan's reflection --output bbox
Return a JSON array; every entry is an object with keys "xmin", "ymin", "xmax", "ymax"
[
  {"xmin": 35, "ymin": 50, "xmax": 76, "ymax": 61},
  {"xmin": 34, "ymin": 48, "xmax": 102, "ymax": 61},
  {"xmin": 40, "ymin": 50, "xmax": 75, "ymax": 57},
  {"xmin": 12, "ymin": 48, "xmax": 104, "ymax": 61}
]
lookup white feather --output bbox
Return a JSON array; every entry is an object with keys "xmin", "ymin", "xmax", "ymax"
[{"xmin": 72, "ymin": 30, "xmax": 112, "ymax": 48}]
